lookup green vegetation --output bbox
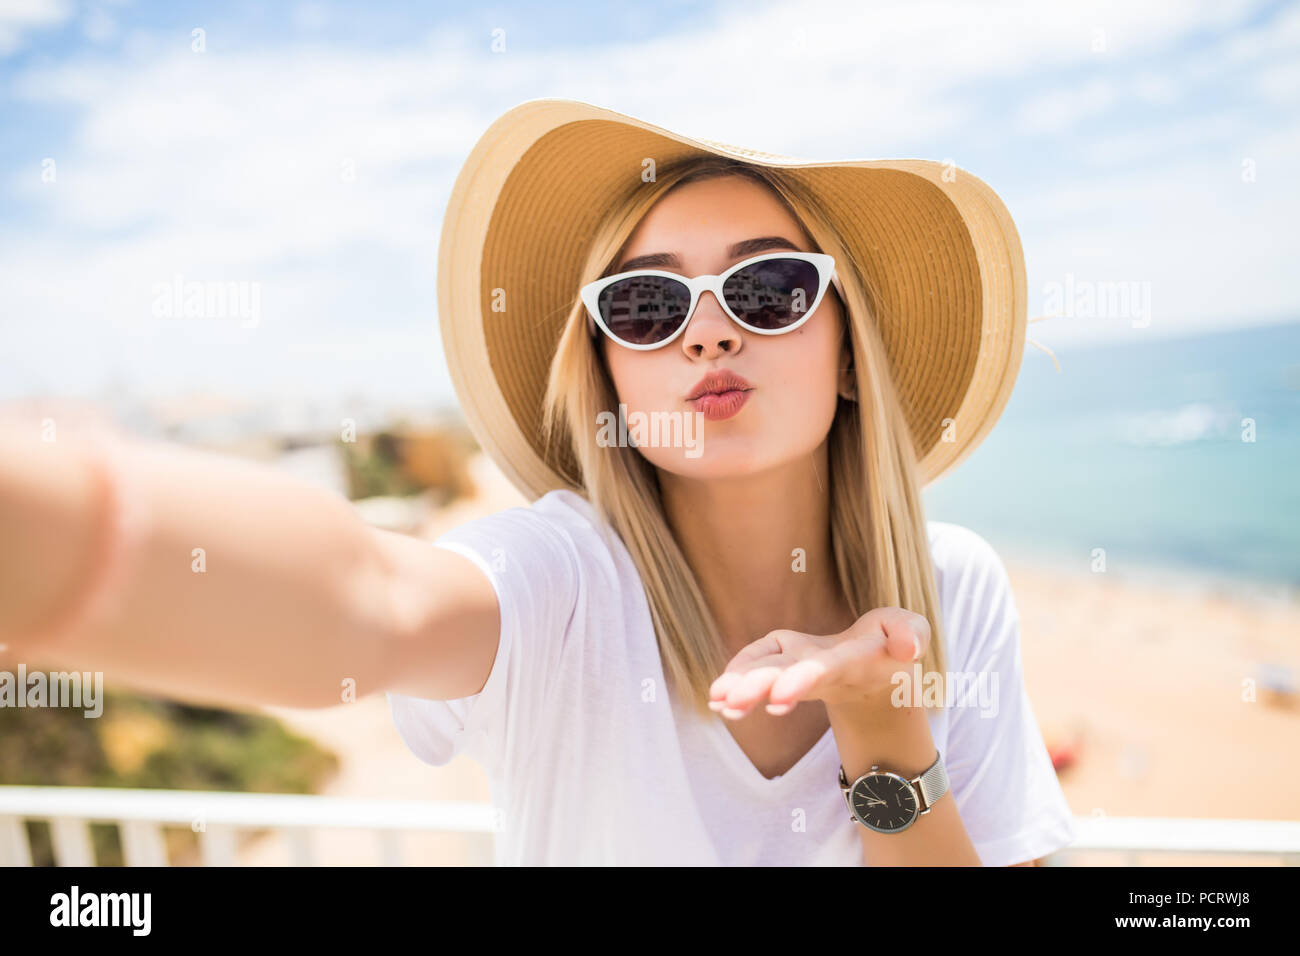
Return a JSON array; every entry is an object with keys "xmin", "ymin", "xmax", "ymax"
[
  {"xmin": 338, "ymin": 432, "xmax": 424, "ymax": 499},
  {"xmin": 336, "ymin": 424, "xmax": 478, "ymax": 503}
]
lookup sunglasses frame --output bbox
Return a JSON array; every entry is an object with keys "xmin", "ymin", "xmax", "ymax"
[{"xmin": 581, "ymin": 251, "xmax": 841, "ymax": 351}]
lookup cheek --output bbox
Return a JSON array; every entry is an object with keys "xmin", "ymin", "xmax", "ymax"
[
  {"xmin": 604, "ymin": 348, "xmax": 632, "ymax": 403},
  {"xmin": 604, "ymin": 347, "xmax": 668, "ymax": 411},
  {"xmin": 777, "ymin": 326, "xmax": 844, "ymax": 416}
]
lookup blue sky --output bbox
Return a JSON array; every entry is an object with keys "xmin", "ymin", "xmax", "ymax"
[{"xmin": 1, "ymin": 0, "xmax": 1298, "ymax": 410}]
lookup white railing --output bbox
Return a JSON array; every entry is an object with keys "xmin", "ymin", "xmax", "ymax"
[
  {"xmin": 0, "ymin": 786, "xmax": 498, "ymax": 866},
  {"xmin": 1053, "ymin": 815, "xmax": 1300, "ymax": 866},
  {"xmin": 1, "ymin": 786, "xmax": 1297, "ymax": 866}
]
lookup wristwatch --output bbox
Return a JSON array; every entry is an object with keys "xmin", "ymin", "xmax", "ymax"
[{"xmin": 838, "ymin": 750, "xmax": 948, "ymax": 834}]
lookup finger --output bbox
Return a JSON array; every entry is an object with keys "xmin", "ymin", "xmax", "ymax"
[
  {"xmin": 717, "ymin": 663, "xmax": 786, "ymax": 718},
  {"xmin": 708, "ymin": 630, "xmax": 799, "ymax": 707},
  {"xmin": 766, "ymin": 657, "xmax": 831, "ymax": 712},
  {"xmin": 708, "ymin": 670, "xmax": 745, "ymax": 706},
  {"xmin": 707, "ymin": 650, "xmax": 785, "ymax": 706},
  {"xmin": 893, "ymin": 610, "xmax": 930, "ymax": 662}
]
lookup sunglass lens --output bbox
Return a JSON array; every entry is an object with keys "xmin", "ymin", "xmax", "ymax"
[
  {"xmin": 598, "ymin": 275, "xmax": 691, "ymax": 346},
  {"xmin": 723, "ymin": 257, "xmax": 823, "ymax": 330}
]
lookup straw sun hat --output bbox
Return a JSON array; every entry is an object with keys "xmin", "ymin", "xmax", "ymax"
[{"xmin": 437, "ymin": 97, "xmax": 1031, "ymax": 502}]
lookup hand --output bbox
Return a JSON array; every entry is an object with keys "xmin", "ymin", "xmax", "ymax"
[{"xmin": 707, "ymin": 606, "xmax": 930, "ymax": 719}]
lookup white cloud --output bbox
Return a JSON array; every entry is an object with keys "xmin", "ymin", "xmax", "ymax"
[
  {"xmin": 1131, "ymin": 70, "xmax": 1179, "ymax": 106},
  {"xmin": 1014, "ymin": 78, "xmax": 1121, "ymax": 136},
  {"xmin": 1218, "ymin": 1, "xmax": 1300, "ymax": 63},
  {"xmin": 0, "ymin": 0, "xmax": 71, "ymax": 56},
  {"xmin": 81, "ymin": 7, "xmax": 117, "ymax": 46},
  {"xmin": 1256, "ymin": 60, "xmax": 1300, "ymax": 103},
  {"xmin": 1077, "ymin": 111, "xmax": 1243, "ymax": 168}
]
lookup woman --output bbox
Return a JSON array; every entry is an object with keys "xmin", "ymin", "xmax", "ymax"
[{"xmin": 0, "ymin": 99, "xmax": 1075, "ymax": 867}]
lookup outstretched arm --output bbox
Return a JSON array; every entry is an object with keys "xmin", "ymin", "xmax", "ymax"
[{"xmin": 0, "ymin": 411, "xmax": 500, "ymax": 712}]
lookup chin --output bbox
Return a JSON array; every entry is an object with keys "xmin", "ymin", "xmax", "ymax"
[{"xmin": 644, "ymin": 439, "xmax": 781, "ymax": 481}]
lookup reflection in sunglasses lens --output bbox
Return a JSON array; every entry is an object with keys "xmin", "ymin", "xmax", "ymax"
[
  {"xmin": 599, "ymin": 275, "xmax": 691, "ymax": 346},
  {"xmin": 723, "ymin": 258, "xmax": 821, "ymax": 330}
]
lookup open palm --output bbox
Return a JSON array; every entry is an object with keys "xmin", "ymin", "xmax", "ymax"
[{"xmin": 707, "ymin": 606, "xmax": 931, "ymax": 718}]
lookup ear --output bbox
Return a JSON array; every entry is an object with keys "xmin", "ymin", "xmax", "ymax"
[{"xmin": 837, "ymin": 334, "xmax": 858, "ymax": 403}]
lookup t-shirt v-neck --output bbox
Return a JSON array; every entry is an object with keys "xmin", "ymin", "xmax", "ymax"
[
  {"xmin": 690, "ymin": 706, "xmax": 838, "ymax": 795},
  {"xmin": 671, "ymin": 698, "xmax": 853, "ymax": 866}
]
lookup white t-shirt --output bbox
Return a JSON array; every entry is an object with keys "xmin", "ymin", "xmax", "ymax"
[{"xmin": 387, "ymin": 489, "xmax": 1078, "ymax": 866}]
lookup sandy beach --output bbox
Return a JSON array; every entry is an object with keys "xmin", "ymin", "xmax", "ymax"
[{"xmin": 249, "ymin": 453, "xmax": 1300, "ymax": 865}]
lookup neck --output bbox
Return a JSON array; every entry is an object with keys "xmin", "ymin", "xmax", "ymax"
[{"xmin": 658, "ymin": 441, "xmax": 856, "ymax": 657}]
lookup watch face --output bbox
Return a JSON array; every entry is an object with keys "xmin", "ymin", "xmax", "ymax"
[{"xmin": 849, "ymin": 771, "xmax": 920, "ymax": 833}]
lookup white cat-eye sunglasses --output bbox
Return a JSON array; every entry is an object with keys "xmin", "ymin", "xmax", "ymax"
[{"xmin": 581, "ymin": 251, "xmax": 841, "ymax": 350}]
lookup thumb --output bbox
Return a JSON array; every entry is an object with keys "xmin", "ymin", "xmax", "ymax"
[{"xmin": 853, "ymin": 607, "xmax": 928, "ymax": 663}]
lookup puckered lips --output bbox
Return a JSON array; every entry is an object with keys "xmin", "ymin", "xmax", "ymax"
[{"xmin": 686, "ymin": 369, "xmax": 754, "ymax": 422}]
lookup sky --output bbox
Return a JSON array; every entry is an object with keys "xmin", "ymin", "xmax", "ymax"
[{"xmin": 1, "ymin": 0, "xmax": 1297, "ymax": 410}]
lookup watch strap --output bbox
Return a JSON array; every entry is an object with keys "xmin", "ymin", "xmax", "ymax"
[{"xmin": 914, "ymin": 752, "xmax": 948, "ymax": 811}]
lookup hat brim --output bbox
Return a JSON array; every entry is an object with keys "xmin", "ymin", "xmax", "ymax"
[{"xmin": 437, "ymin": 98, "xmax": 1027, "ymax": 501}]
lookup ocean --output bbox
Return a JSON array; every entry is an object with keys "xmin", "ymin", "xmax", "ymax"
[{"xmin": 921, "ymin": 320, "xmax": 1300, "ymax": 597}]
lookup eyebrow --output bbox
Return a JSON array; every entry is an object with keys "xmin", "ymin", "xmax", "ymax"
[{"xmin": 614, "ymin": 236, "xmax": 803, "ymax": 273}]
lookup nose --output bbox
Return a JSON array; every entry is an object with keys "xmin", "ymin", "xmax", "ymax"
[{"xmin": 680, "ymin": 290, "xmax": 743, "ymax": 358}]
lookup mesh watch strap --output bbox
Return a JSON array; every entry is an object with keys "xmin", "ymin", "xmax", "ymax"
[{"xmin": 914, "ymin": 752, "xmax": 948, "ymax": 811}]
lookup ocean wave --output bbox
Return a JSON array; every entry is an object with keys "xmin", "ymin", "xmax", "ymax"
[{"xmin": 1118, "ymin": 403, "xmax": 1244, "ymax": 446}]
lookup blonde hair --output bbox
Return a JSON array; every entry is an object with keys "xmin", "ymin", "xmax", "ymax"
[{"xmin": 541, "ymin": 155, "xmax": 947, "ymax": 720}]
